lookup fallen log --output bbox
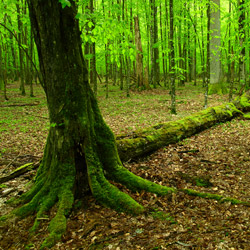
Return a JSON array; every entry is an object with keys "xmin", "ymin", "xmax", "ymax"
[
  {"xmin": 116, "ymin": 92, "xmax": 250, "ymax": 161},
  {"xmin": 0, "ymin": 162, "xmax": 39, "ymax": 184}
]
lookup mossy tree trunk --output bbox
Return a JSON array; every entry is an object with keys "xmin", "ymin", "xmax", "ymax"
[{"xmin": 14, "ymin": 1, "xmax": 174, "ymax": 248}]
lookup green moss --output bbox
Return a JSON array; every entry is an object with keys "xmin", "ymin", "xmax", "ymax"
[
  {"xmin": 243, "ymin": 113, "xmax": 250, "ymax": 119},
  {"xmin": 13, "ymin": 163, "xmax": 33, "ymax": 172},
  {"xmin": 182, "ymin": 189, "xmax": 250, "ymax": 205},
  {"xmin": 150, "ymin": 210, "xmax": 176, "ymax": 223},
  {"xmin": 24, "ymin": 243, "xmax": 35, "ymax": 250},
  {"xmin": 89, "ymin": 163, "xmax": 145, "ymax": 215},
  {"xmin": 208, "ymin": 83, "xmax": 228, "ymax": 95},
  {"xmin": 111, "ymin": 164, "xmax": 176, "ymax": 196},
  {"xmin": 0, "ymin": 215, "xmax": 7, "ymax": 222},
  {"xmin": 240, "ymin": 96, "xmax": 250, "ymax": 109}
]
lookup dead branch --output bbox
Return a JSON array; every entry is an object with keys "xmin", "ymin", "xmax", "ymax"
[
  {"xmin": 0, "ymin": 102, "xmax": 40, "ymax": 107},
  {"xmin": 0, "ymin": 162, "xmax": 40, "ymax": 184}
]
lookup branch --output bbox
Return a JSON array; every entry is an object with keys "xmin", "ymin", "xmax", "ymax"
[
  {"xmin": 0, "ymin": 162, "xmax": 40, "ymax": 184},
  {"xmin": 0, "ymin": 102, "xmax": 40, "ymax": 107}
]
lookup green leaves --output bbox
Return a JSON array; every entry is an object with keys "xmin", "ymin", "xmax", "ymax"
[{"xmin": 58, "ymin": 0, "xmax": 71, "ymax": 9}]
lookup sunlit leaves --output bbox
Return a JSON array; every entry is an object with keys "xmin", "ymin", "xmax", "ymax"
[{"xmin": 58, "ymin": 0, "xmax": 71, "ymax": 8}]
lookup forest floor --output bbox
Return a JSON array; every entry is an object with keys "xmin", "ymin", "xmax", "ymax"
[{"xmin": 0, "ymin": 82, "xmax": 249, "ymax": 250}]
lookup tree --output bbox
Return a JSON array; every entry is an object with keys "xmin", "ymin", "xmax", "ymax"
[
  {"xmin": 238, "ymin": 0, "xmax": 246, "ymax": 86},
  {"xmin": 9, "ymin": 1, "xmax": 173, "ymax": 248},
  {"xmin": 169, "ymin": 0, "xmax": 176, "ymax": 114},
  {"xmin": 16, "ymin": 0, "xmax": 26, "ymax": 96},
  {"xmin": 134, "ymin": 15, "xmax": 144, "ymax": 89},
  {"xmin": 209, "ymin": 0, "xmax": 222, "ymax": 85}
]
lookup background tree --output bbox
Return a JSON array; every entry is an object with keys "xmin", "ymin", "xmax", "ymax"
[{"xmin": 169, "ymin": 0, "xmax": 176, "ymax": 114}]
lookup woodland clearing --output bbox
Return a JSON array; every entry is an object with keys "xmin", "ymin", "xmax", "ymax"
[{"xmin": 0, "ymin": 82, "xmax": 249, "ymax": 250}]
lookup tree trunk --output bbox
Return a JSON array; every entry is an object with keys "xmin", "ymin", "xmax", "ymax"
[
  {"xmin": 209, "ymin": 0, "xmax": 221, "ymax": 84},
  {"xmin": 13, "ymin": 2, "xmax": 173, "ymax": 248},
  {"xmin": 134, "ymin": 15, "xmax": 144, "ymax": 89},
  {"xmin": 205, "ymin": 1, "xmax": 210, "ymax": 109},
  {"xmin": 169, "ymin": 0, "xmax": 176, "ymax": 114},
  {"xmin": 16, "ymin": 0, "xmax": 25, "ymax": 96},
  {"xmin": 238, "ymin": 0, "xmax": 246, "ymax": 86}
]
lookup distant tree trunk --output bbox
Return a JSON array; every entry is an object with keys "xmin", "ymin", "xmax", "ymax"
[
  {"xmin": 238, "ymin": 0, "xmax": 246, "ymax": 86},
  {"xmin": 152, "ymin": 0, "xmax": 160, "ymax": 87},
  {"xmin": 0, "ymin": 38, "xmax": 8, "ymax": 100},
  {"xmin": 193, "ymin": 0, "xmax": 197, "ymax": 86},
  {"xmin": 90, "ymin": 0, "xmax": 97, "ymax": 95},
  {"xmin": 105, "ymin": 45, "xmax": 109, "ymax": 98},
  {"xmin": 160, "ymin": 2, "xmax": 167, "ymax": 86},
  {"xmin": 209, "ymin": 0, "xmax": 222, "ymax": 84},
  {"xmin": 16, "ymin": 0, "xmax": 25, "ymax": 96},
  {"xmin": 165, "ymin": 0, "xmax": 170, "ymax": 86},
  {"xmin": 134, "ymin": 15, "xmax": 144, "ymax": 89},
  {"xmin": 187, "ymin": 2, "xmax": 192, "ymax": 83},
  {"xmin": 200, "ymin": 4, "xmax": 206, "ymax": 87},
  {"xmin": 205, "ymin": 1, "xmax": 210, "ymax": 109},
  {"xmin": 227, "ymin": 0, "xmax": 232, "ymax": 84},
  {"xmin": 29, "ymin": 28, "xmax": 34, "ymax": 97},
  {"xmin": 169, "ymin": 0, "xmax": 176, "ymax": 114},
  {"xmin": 126, "ymin": 56, "xmax": 130, "ymax": 97},
  {"xmin": 178, "ymin": 8, "xmax": 184, "ymax": 86},
  {"xmin": 7, "ymin": 15, "xmax": 18, "ymax": 81},
  {"xmin": 149, "ymin": 0, "xmax": 154, "ymax": 85},
  {"xmin": 118, "ymin": 0, "xmax": 124, "ymax": 91}
]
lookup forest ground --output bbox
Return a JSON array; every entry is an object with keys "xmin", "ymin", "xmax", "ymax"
[{"xmin": 0, "ymin": 82, "xmax": 249, "ymax": 250}]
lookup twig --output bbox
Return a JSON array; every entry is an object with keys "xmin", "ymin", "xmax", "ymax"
[
  {"xmin": 178, "ymin": 149, "xmax": 199, "ymax": 154},
  {"xmin": 25, "ymin": 111, "xmax": 48, "ymax": 119},
  {"xmin": 0, "ymin": 102, "xmax": 40, "ymax": 107}
]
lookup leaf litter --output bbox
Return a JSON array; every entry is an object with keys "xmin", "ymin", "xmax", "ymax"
[{"xmin": 0, "ymin": 83, "xmax": 249, "ymax": 249}]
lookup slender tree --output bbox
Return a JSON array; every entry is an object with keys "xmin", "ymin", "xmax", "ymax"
[
  {"xmin": 16, "ymin": 0, "xmax": 25, "ymax": 95},
  {"xmin": 169, "ymin": 0, "xmax": 176, "ymax": 114},
  {"xmin": 238, "ymin": 0, "xmax": 246, "ymax": 86},
  {"xmin": 205, "ymin": 0, "xmax": 210, "ymax": 109},
  {"xmin": 209, "ymin": 0, "xmax": 222, "ymax": 85}
]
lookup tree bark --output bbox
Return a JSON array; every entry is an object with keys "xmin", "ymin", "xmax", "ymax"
[
  {"xmin": 238, "ymin": 0, "xmax": 246, "ymax": 86},
  {"xmin": 209, "ymin": 0, "xmax": 222, "ymax": 84},
  {"xmin": 169, "ymin": 0, "xmax": 176, "ymax": 114},
  {"xmin": 134, "ymin": 15, "xmax": 144, "ymax": 89}
]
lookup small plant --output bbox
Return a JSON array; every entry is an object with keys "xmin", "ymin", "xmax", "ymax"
[{"xmin": 150, "ymin": 209, "xmax": 176, "ymax": 224}]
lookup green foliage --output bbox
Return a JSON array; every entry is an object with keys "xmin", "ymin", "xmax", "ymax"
[
  {"xmin": 208, "ymin": 83, "xmax": 228, "ymax": 95},
  {"xmin": 58, "ymin": 0, "xmax": 71, "ymax": 8},
  {"xmin": 150, "ymin": 209, "xmax": 176, "ymax": 223}
]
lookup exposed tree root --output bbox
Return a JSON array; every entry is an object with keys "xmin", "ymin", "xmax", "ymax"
[{"xmin": 181, "ymin": 189, "xmax": 250, "ymax": 206}]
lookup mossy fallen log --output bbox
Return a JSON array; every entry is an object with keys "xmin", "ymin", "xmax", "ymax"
[
  {"xmin": 0, "ymin": 162, "xmax": 39, "ymax": 184},
  {"xmin": 116, "ymin": 92, "xmax": 250, "ymax": 161}
]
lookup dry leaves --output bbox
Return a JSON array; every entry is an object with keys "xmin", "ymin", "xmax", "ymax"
[{"xmin": 0, "ymin": 83, "xmax": 249, "ymax": 249}]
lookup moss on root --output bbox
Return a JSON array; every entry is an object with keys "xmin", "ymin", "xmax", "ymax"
[{"xmin": 181, "ymin": 189, "xmax": 250, "ymax": 206}]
